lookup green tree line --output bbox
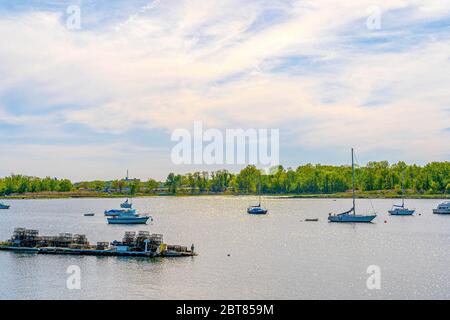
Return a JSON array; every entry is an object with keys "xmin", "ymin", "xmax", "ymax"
[
  {"xmin": 163, "ymin": 162, "xmax": 450, "ymax": 195},
  {"xmin": 0, "ymin": 175, "xmax": 73, "ymax": 195},
  {"xmin": 1, "ymin": 161, "xmax": 449, "ymax": 196},
  {"xmin": 74, "ymin": 179, "xmax": 159, "ymax": 194}
]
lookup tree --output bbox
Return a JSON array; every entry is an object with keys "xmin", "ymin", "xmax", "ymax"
[
  {"xmin": 117, "ymin": 180, "xmax": 126, "ymax": 193},
  {"xmin": 145, "ymin": 179, "xmax": 159, "ymax": 193},
  {"xmin": 59, "ymin": 179, "xmax": 73, "ymax": 192},
  {"xmin": 1, "ymin": 160, "xmax": 449, "ymax": 196},
  {"xmin": 236, "ymin": 165, "xmax": 260, "ymax": 193},
  {"xmin": 165, "ymin": 173, "xmax": 182, "ymax": 194},
  {"xmin": 130, "ymin": 180, "xmax": 141, "ymax": 195}
]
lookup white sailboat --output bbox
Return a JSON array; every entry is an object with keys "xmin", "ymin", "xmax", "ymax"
[
  {"xmin": 247, "ymin": 176, "xmax": 268, "ymax": 215},
  {"xmin": 389, "ymin": 174, "xmax": 415, "ymax": 215},
  {"xmin": 328, "ymin": 148, "xmax": 377, "ymax": 223}
]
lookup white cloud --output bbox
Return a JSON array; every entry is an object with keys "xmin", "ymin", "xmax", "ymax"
[
  {"xmin": 0, "ymin": 0, "xmax": 449, "ymax": 179},
  {"xmin": 0, "ymin": 142, "xmax": 169, "ymax": 181}
]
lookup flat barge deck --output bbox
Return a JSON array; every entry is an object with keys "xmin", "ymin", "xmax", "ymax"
[
  {"xmin": 0, "ymin": 228, "xmax": 196, "ymax": 258},
  {"xmin": 0, "ymin": 245, "xmax": 195, "ymax": 257}
]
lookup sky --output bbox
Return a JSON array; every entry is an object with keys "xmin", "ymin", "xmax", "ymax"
[{"xmin": 0, "ymin": 0, "xmax": 449, "ymax": 181}]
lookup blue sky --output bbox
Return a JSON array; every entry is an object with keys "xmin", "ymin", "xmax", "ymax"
[{"xmin": 0, "ymin": 0, "xmax": 449, "ymax": 181}]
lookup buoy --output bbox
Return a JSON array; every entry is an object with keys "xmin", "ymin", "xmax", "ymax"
[
  {"xmin": 384, "ymin": 220, "xmax": 387, "ymax": 223},
  {"xmin": 227, "ymin": 254, "xmax": 230, "ymax": 257}
]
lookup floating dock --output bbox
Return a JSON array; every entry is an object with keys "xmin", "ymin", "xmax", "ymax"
[{"xmin": 0, "ymin": 228, "xmax": 196, "ymax": 258}]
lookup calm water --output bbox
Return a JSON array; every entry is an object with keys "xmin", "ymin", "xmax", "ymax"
[{"xmin": 0, "ymin": 197, "xmax": 448, "ymax": 300}]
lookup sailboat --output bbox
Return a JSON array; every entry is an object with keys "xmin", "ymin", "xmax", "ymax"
[
  {"xmin": 328, "ymin": 148, "xmax": 377, "ymax": 223},
  {"xmin": 389, "ymin": 174, "xmax": 415, "ymax": 215},
  {"xmin": 247, "ymin": 177, "xmax": 268, "ymax": 215}
]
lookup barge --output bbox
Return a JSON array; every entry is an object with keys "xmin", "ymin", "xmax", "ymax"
[{"xmin": 0, "ymin": 228, "xmax": 196, "ymax": 258}]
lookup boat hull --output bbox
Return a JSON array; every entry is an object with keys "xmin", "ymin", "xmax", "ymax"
[
  {"xmin": 0, "ymin": 246, "xmax": 195, "ymax": 258},
  {"xmin": 247, "ymin": 209, "xmax": 268, "ymax": 215},
  {"xmin": 107, "ymin": 217, "xmax": 149, "ymax": 224},
  {"xmin": 104, "ymin": 209, "xmax": 136, "ymax": 216},
  {"xmin": 389, "ymin": 209, "xmax": 415, "ymax": 216},
  {"xmin": 433, "ymin": 202, "xmax": 450, "ymax": 214},
  {"xmin": 328, "ymin": 214, "xmax": 376, "ymax": 223},
  {"xmin": 162, "ymin": 250, "xmax": 183, "ymax": 257},
  {"xmin": 433, "ymin": 209, "xmax": 450, "ymax": 215}
]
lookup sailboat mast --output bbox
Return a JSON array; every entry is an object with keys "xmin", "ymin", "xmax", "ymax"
[
  {"xmin": 401, "ymin": 173, "xmax": 405, "ymax": 207},
  {"xmin": 258, "ymin": 175, "xmax": 261, "ymax": 206},
  {"xmin": 127, "ymin": 169, "xmax": 132, "ymax": 203},
  {"xmin": 352, "ymin": 148, "xmax": 355, "ymax": 214}
]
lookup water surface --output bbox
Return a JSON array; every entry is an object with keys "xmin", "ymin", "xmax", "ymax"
[{"xmin": 0, "ymin": 197, "xmax": 448, "ymax": 299}]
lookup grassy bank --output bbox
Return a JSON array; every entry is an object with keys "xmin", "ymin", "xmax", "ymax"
[
  {"xmin": 1, "ymin": 191, "xmax": 138, "ymax": 199},
  {"xmin": 2, "ymin": 190, "xmax": 449, "ymax": 200},
  {"xmin": 277, "ymin": 192, "xmax": 450, "ymax": 199}
]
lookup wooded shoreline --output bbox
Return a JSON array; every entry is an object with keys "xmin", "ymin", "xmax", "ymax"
[
  {"xmin": 3, "ymin": 191, "xmax": 449, "ymax": 200},
  {"xmin": 2, "ymin": 161, "xmax": 449, "ymax": 199}
]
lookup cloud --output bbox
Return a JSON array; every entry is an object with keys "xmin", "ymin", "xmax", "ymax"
[{"xmin": 0, "ymin": 0, "xmax": 449, "ymax": 179}]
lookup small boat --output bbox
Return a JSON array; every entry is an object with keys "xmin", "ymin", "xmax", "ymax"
[
  {"xmin": 389, "ymin": 174, "xmax": 415, "ymax": 216},
  {"xmin": 433, "ymin": 202, "xmax": 450, "ymax": 215},
  {"xmin": 120, "ymin": 198, "xmax": 133, "ymax": 209},
  {"xmin": 328, "ymin": 148, "xmax": 376, "ymax": 223},
  {"xmin": 389, "ymin": 205, "xmax": 415, "ymax": 216},
  {"xmin": 305, "ymin": 218, "xmax": 319, "ymax": 222},
  {"xmin": 0, "ymin": 202, "xmax": 10, "ymax": 209},
  {"xmin": 247, "ymin": 177, "xmax": 268, "ymax": 215},
  {"xmin": 247, "ymin": 204, "xmax": 268, "ymax": 215},
  {"xmin": 84, "ymin": 213, "xmax": 95, "ymax": 217},
  {"xmin": 328, "ymin": 212, "xmax": 376, "ymax": 223},
  {"xmin": 104, "ymin": 209, "xmax": 136, "ymax": 216},
  {"xmin": 107, "ymin": 214, "xmax": 150, "ymax": 225}
]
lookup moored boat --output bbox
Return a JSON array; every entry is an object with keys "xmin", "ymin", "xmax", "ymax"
[
  {"xmin": 0, "ymin": 202, "xmax": 10, "ymax": 209},
  {"xmin": 107, "ymin": 216, "xmax": 150, "ymax": 224},
  {"xmin": 433, "ymin": 202, "xmax": 450, "ymax": 214},
  {"xmin": 389, "ymin": 174, "xmax": 415, "ymax": 216},
  {"xmin": 120, "ymin": 198, "xmax": 133, "ymax": 209},
  {"xmin": 247, "ymin": 205, "xmax": 268, "ymax": 215},
  {"xmin": 328, "ymin": 148, "xmax": 376, "ymax": 223},
  {"xmin": 104, "ymin": 208, "xmax": 136, "ymax": 216},
  {"xmin": 389, "ymin": 205, "xmax": 415, "ymax": 216},
  {"xmin": 247, "ymin": 176, "xmax": 268, "ymax": 215},
  {"xmin": 107, "ymin": 211, "xmax": 151, "ymax": 224},
  {"xmin": 328, "ymin": 212, "xmax": 376, "ymax": 223}
]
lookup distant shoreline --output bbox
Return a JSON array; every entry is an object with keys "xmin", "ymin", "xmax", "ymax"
[{"xmin": 2, "ymin": 191, "xmax": 449, "ymax": 200}]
